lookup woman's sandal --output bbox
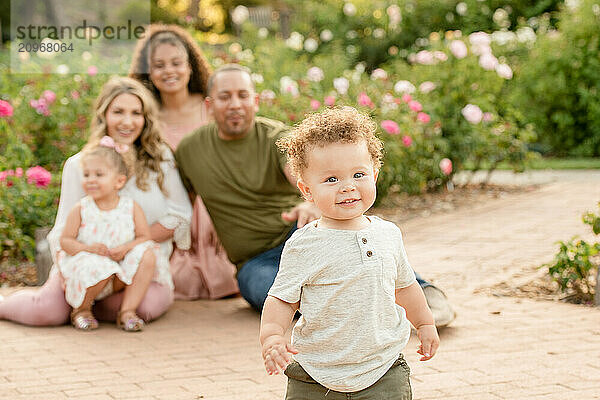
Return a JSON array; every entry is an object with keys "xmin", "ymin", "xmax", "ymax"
[
  {"xmin": 70, "ymin": 309, "xmax": 99, "ymax": 331},
  {"xmin": 117, "ymin": 309, "xmax": 144, "ymax": 332}
]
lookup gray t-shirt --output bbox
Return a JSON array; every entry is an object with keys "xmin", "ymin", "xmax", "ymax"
[{"xmin": 268, "ymin": 216, "xmax": 416, "ymax": 392}]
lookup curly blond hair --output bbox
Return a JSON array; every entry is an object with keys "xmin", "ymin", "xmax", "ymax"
[
  {"xmin": 84, "ymin": 76, "xmax": 167, "ymax": 194},
  {"xmin": 129, "ymin": 24, "xmax": 212, "ymax": 103},
  {"xmin": 277, "ymin": 107, "xmax": 383, "ymax": 178}
]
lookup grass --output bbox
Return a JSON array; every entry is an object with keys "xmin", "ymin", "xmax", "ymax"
[{"xmin": 464, "ymin": 157, "xmax": 600, "ymax": 171}]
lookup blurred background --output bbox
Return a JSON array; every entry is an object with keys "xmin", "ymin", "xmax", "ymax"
[{"xmin": 0, "ymin": 0, "xmax": 599, "ymax": 264}]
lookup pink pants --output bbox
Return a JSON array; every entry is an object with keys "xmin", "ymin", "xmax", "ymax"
[{"xmin": 0, "ymin": 271, "xmax": 173, "ymax": 326}]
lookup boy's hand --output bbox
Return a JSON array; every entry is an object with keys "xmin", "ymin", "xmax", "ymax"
[
  {"xmin": 87, "ymin": 243, "xmax": 109, "ymax": 257},
  {"xmin": 416, "ymin": 324, "xmax": 439, "ymax": 361},
  {"xmin": 108, "ymin": 244, "xmax": 130, "ymax": 261},
  {"xmin": 261, "ymin": 335, "xmax": 298, "ymax": 375}
]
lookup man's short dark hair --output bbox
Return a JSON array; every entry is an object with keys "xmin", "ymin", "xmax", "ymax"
[{"xmin": 206, "ymin": 64, "xmax": 254, "ymax": 95}]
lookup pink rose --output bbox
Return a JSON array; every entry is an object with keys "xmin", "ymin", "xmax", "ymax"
[
  {"xmin": 469, "ymin": 32, "xmax": 492, "ymax": 55},
  {"xmin": 310, "ymin": 99, "xmax": 321, "ymax": 110},
  {"xmin": 417, "ymin": 112, "xmax": 431, "ymax": 123},
  {"xmin": 495, "ymin": 63, "xmax": 513, "ymax": 79},
  {"xmin": 26, "ymin": 166, "xmax": 52, "ymax": 188},
  {"xmin": 71, "ymin": 90, "xmax": 80, "ymax": 100},
  {"xmin": 394, "ymin": 80, "xmax": 416, "ymax": 94},
  {"xmin": 401, "ymin": 94, "xmax": 412, "ymax": 103},
  {"xmin": 324, "ymin": 96, "xmax": 336, "ymax": 107},
  {"xmin": 2, "ymin": 170, "xmax": 15, "ymax": 187},
  {"xmin": 482, "ymin": 112, "xmax": 494, "ymax": 122},
  {"xmin": 41, "ymin": 90, "xmax": 56, "ymax": 104},
  {"xmin": 461, "ymin": 104, "xmax": 483, "ymax": 124},
  {"xmin": 419, "ymin": 81, "xmax": 436, "ymax": 94},
  {"xmin": 415, "ymin": 50, "xmax": 435, "ymax": 65},
  {"xmin": 333, "ymin": 77, "xmax": 350, "ymax": 95},
  {"xmin": 479, "ymin": 53, "xmax": 498, "ymax": 71},
  {"xmin": 15, "ymin": 167, "xmax": 23, "ymax": 178},
  {"xmin": 30, "ymin": 98, "xmax": 50, "ymax": 116},
  {"xmin": 0, "ymin": 99, "xmax": 14, "ymax": 117},
  {"xmin": 433, "ymin": 51, "xmax": 448, "ymax": 62},
  {"xmin": 307, "ymin": 66, "xmax": 325, "ymax": 82},
  {"xmin": 439, "ymin": 158, "xmax": 453, "ymax": 176},
  {"xmin": 381, "ymin": 120, "xmax": 400, "ymax": 135},
  {"xmin": 469, "ymin": 32, "xmax": 491, "ymax": 47},
  {"xmin": 449, "ymin": 40, "xmax": 468, "ymax": 59},
  {"xmin": 358, "ymin": 92, "xmax": 374, "ymax": 108},
  {"xmin": 87, "ymin": 65, "xmax": 98, "ymax": 76},
  {"xmin": 370, "ymin": 68, "xmax": 388, "ymax": 80},
  {"xmin": 408, "ymin": 100, "xmax": 423, "ymax": 112},
  {"xmin": 402, "ymin": 135, "xmax": 412, "ymax": 147},
  {"xmin": 260, "ymin": 89, "xmax": 276, "ymax": 102}
]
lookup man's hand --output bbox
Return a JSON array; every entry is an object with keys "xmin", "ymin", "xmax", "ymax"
[{"xmin": 281, "ymin": 201, "xmax": 321, "ymax": 228}]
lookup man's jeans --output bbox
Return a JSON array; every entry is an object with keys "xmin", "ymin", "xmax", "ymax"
[{"xmin": 237, "ymin": 226, "xmax": 431, "ymax": 311}]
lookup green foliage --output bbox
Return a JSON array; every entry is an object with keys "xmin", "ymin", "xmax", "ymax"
[
  {"xmin": 547, "ymin": 202, "xmax": 600, "ymax": 303},
  {"xmin": 583, "ymin": 204, "xmax": 600, "ymax": 235},
  {"xmin": 0, "ymin": 125, "xmax": 34, "ymax": 170},
  {"xmin": 0, "ymin": 59, "xmax": 98, "ymax": 172},
  {"xmin": 548, "ymin": 238, "xmax": 599, "ymax": 302},
  {"xmin": 383, "ymin": 39, "xmax": 537, "ymax": 175},
  {"xmin": 0, "ymin": 174, "xmax": 60, "ymax": 261},
  {"xmin": 513, "ymin": 0, "xmax": 600, "ymax": 156},
  {"xmin": 283, "ymin": 0, "xmax": 562, "ymax": 70}
]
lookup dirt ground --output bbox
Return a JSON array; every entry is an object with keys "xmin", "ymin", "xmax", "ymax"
[{"xmin": 376, "ymin": 183, "xmax": 597, "ymax": 306}]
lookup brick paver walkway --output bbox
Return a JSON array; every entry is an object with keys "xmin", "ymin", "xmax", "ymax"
[{"xmin": 2, "ymin": 170, "xmax": 600, "ymax": 399}]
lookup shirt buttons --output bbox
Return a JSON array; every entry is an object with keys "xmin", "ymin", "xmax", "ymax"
[
  {"xmin": 362, "ymin": 238, "xmax": 368, "ymax": 244},
  {"xmin": 366, "ymin": 250, "xmax": 373, "ymax": 257}
]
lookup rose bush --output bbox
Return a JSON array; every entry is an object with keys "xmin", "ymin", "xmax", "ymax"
[
  {"xmin": 0, "ymin": 166, "xmax": 59, "ymax": 261},
  {"xmin": 280, "ymin": 0, "xmax": 562, "ymax": 70}
]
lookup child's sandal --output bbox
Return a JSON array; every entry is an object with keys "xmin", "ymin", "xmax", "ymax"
[
  {"xmin": 117, "ymin": 309, "xmax": 144, "ymax": 332},
  {"xmin": 70, "ymin": 309, "xmax": 99, "ymax": 331}
]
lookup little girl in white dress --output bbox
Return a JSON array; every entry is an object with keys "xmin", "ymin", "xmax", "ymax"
[{"xmin": 59, "ymin": 136, "xmax": 157, "ymax": 332}]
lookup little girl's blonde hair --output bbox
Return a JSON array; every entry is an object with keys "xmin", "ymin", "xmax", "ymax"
[{"xmin": 80, "ymin": 145, "xmax": 132, "ymax": 178}]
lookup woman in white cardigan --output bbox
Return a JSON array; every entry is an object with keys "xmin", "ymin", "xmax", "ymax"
[{"xmin": 0, "ymin": 77, "xmax": 192, "ymax": 325}]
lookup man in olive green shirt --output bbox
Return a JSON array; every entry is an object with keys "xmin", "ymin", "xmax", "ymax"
[
  {"xmin": 175, "ymin": 64, "xmax": 320, "ymax": 311},
  {"xmin": 175, "ymin": 64, "xmax": 455, "ymax": 327}
]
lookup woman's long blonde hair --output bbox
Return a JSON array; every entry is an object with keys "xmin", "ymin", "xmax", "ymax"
[{"xmin": 84, "ymin": 76, "xmax": 167, "ymax": 194}]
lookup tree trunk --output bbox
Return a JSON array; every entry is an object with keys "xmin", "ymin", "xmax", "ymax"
[{"xmin": 188, "ymin": 0, "xmax": 200, "ymax": 19}]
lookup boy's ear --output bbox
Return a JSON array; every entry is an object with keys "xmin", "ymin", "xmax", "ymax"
[
  {"xmin": 374, "ymin": 168, "xmax": 380, "ymax": 182},
  {"xmin": 296, "ymin": 179, "xmax": 313, "ymax": 202}
]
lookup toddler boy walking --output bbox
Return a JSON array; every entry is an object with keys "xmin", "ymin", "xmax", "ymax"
[{"xmin": 260, "ymin": 107, "xmax": 439, "ymax": 399}]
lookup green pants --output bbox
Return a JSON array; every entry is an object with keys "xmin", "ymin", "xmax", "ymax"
[{"xmin": 283, "ymin": 355, "xmax": 412, "ymax": 400}]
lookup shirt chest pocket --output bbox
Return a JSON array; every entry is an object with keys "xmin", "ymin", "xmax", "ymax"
[{"xmin": 379, "ymin": 251, "xmax": 398, "ymax": 297}]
